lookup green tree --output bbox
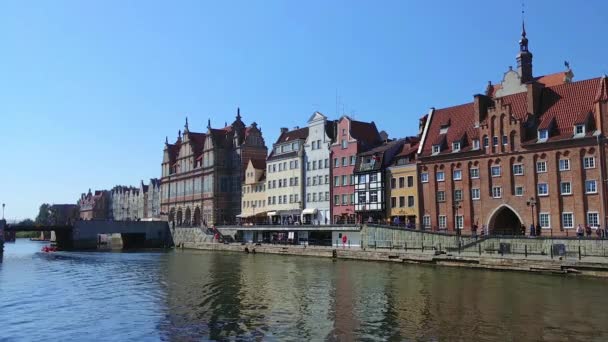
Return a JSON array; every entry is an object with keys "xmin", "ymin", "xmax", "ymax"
[
  {"xmin": 18, "ymin": 218, "xmax": 35, "ymax": 226},
  {"xmin": 35, "ymin": 203, "xmax": 52, "ymax": 225}
]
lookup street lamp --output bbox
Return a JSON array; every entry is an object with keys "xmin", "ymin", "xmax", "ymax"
[
  {"xmin": 526, "ymin": 197, "xmax": 537, "ymax": 228},
  {"xmin": 2, "ymin": 203, "xmax": 5, "ymax": 220}
]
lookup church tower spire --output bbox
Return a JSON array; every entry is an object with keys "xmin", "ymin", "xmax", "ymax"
[{"xmin": 516, "ymin": 10, "xmax": 533, "ymax": 83}]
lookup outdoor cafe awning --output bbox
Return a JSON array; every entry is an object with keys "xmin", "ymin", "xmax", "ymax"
[
  {"xmin": 301, "ymin": 208, "xmax": 318, "ymax": 215},
  {"xmin": 267, "ymin": 211, "xmax": 278, "ymax": 217}
]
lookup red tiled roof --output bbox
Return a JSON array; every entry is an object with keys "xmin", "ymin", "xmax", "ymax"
[
  {"xmin": 535, "ymin": 72, "xmax": 569, "ymax": 87},
  {"xmin": 421, "ymin": 103, "xmax": 474, "ymax": 154},
  {"xmin": 249, "ymin": 158, "xmax": 266, "ymax": 170},
  {"xmin": 421, "ymin": 76, "xmax": 604, "ymax": 156},
  {"xmin": 350, "ymin": 119, "xmax": 381, "ymax": 146},
  {"xmin": 276, "ymin": 127, "xmax": 309, "ymax": 143},
  {"xmin": 594, "ymin": 76, "xmax": 608, "ymax": 103}
]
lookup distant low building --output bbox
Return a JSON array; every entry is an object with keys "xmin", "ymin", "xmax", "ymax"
[{"xmin": 110, "ymin": 179, "xmax": 161, "ymax": 221}]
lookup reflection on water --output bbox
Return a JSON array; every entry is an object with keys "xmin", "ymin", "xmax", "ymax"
[{"xmin": 1, "ymin": 239, "xmax": 607, "ymax": 341}]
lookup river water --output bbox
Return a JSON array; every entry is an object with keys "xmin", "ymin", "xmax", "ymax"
[{"xmin": 1, "ymin": 239, "xmax": 607, "ymax": 341}]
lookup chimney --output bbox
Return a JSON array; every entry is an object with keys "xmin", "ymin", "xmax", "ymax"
[
  {"xmin": 474, "ymin": 94, "xmax": 491, "ymax": 125},
  {"xmin": 280, "ymin": 127, "xmax": 288, "ymax": 134},
  {"xmin": 526, "ymin": 82, "xmax": 543, "ymax": 117}
]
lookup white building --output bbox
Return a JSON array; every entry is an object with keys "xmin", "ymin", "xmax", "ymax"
[
  {"xmin": 303, "ymin": 112, "xmax": 336, "ymax": 225},
  {"xmin": 265, "ymin": 126, "xmax": 308, "ymax": 224}
]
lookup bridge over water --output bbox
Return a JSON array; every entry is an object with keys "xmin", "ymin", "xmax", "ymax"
[{"xmin": 1, "ymin": 220, "xmax": 172, "ymax": 251}]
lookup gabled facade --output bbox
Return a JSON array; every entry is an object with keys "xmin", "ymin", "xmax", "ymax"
[
  {"xmin": 331, "ymin": 116, "xmax": 382, "ymax": 224},
  {"xmin": 78, "ymin": 190, "xmax": 110, "ymax": 220},
  {"xmin": 354, "ymin": 138, "xmax": 406, "ymax": 223},
  {"xmin": 265, "ymin": 126, "xmax": 308, "ymax": 224},
  {"xmin": 303, "ymin": 112, "xmax": 336, "ymax": 225},
  {"xmin": 386, "ymin": 138, "xmax": 420, "ymax": 226},
  {"xmin": 240, "ymin": 159, "xmax": 267, "ymax": 223},
  {"xmin": 418, "ymin": 27, "xmax": 608, "ymax": 236},
  {"xmin": 161, "ymin": 109, "xmax": 267, "ymax": 226}
]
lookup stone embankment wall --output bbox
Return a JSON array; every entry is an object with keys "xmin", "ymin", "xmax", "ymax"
[{"xmin": 171, "ymin": 227, "xmax": 215, "ymax": 249}]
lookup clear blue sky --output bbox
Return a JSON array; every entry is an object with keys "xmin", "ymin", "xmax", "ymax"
[{"xmin": 1, "ymin": 0, "xmax": 608, "ymax": 220}]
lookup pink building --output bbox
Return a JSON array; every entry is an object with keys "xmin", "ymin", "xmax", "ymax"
[{"xmin": 330, "ymin": 116, "xmax": 382, "ymax": 223}]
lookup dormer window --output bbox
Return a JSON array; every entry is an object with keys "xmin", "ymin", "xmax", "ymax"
[
  {"xmin": 574, "ymin": 124, "xmax": 585, "ymax": 136},
  {"xmin": 432, "ymin": 145, "xmax": 441, "ymax": 154},
  {"xmin": 538, "ymin": 129, "xmax": 549, "ymax": 141},
  {"xmin": 472, "ymin": 139, "xmax": 480, "ymax": 150},
  {"xmin": 452, "ymin": 142, "xmax": 461, "ymax": 152},
  {"xmin": 439, "ymin": 126, "xmax": 449, "ymax": 134}
]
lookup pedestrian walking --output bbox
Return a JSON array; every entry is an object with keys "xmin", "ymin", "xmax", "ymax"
[
  {"xmin": 536, "ymin": 223, "xmax": 542, "ymax": 237},
  {"xmin": 530, "ymin": 224, "xmax": 535, "ymax": 237},
  {"xmin": 576, "ymin": 224, "xmax": 584, "ymax": 238},
  {"xmin": 585, "ymin": 225, "xmax": 592, "ymax": 237},
  {"xmin": 520, "ymin": 224, "xmax": 526, "ymax": 236}
]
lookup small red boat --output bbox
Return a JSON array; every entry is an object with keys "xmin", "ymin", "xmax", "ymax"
[{"xmin": 42, "ymin": 245, "xmax": 58, "ymax": 253}]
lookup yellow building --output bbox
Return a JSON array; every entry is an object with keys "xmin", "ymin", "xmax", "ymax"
[
  {"xmin": 239, "ymin": 159, "xmax": 268, "ymax": 224},
  {"xmin": 386, "ymin": 140, "xmax": 420, "ymax": 226}
]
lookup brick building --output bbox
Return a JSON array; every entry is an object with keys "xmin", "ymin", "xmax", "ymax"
[
  {"xmin": 418, "ymin": 26, "xmax": 608, "ymax": 236},
  {"xmin": 330, "ymin": 116, "xmax": 382, "ymax": 224},
  {"xmin": 161, "ymin": 109, "xmax": 267, "ymax": 226},
  {"xmin": 78, "ymin": 190, "xmax": 110, "ymax": 220}
]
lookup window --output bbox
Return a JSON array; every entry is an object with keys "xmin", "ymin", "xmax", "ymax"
[
  {"xmin": 439, "ymin": 216, "xmax": 447, "ymax": 229},
  {"xmin": 317, "ymin": 139, "xmax": 321, "ymax": 149},
  {"xmin": 407, "ymin": 176, "xmax": 414, "ymax": 187},
  {"xmin": 341, "ymin": 140, "xmax": 348, "ymax": 149},
  {"xmin": 502, "ymin": 135, "xmax": 508, "ymax": 145},
  {"xmin": 575, "ymin": 124, "xmax": 585, "ymax": 135},
  {"xmin": 562, "ymin": 212, "xmax": 574, "ymax": 229},
  {"xmin": 436, "ymin": 171, "xmax": 445, "ymax": 181},
  {"xmin": 311, "ymin": 141, "xmax": 316, "ymax": 150},
  {"xmin": 393, "ymin": 177, "xmax": 401, "ymax": 188},
  {"xmin": 350, "ymin": 175, "xmax": 355, "ymax": 185},
  {"xmin": 358, "ymin": 174, "xmax": 366, "ymax": 184},
  {"xmin": 471, "ymin": 188, "xmax": 480, "ymax": 200},
  {"xmin": 453, "ymin": 170, "xmax": 462, "ymax": 180},
  {"xmin": 588, "ymin": 212, "xmax": 599, "ymax": 227},
  {"xmin": 559, "ymin": 159, "xmax": 570, "ymax": 171},
  {"xmin": 454, "ymin": 189, "xmax": 463, "ymax": 201},
  {"xmin": 539, "ymin": 213, "xmax": 550, "ymax": 228},
  {"xmin": 294, "ymin": 160, "xmax": 298, "ymax": 168},
  {"xmin": 586, "ymin": 180, "xmax": 597, "ymax": 194},
  {"xmin": 432, "ymin": 145, "xmax": 440, "ymax": 154},
  {"xmin": 492, "ymin": 136, "xmax": 498, "ymax": 146},
  {"xmin": 350, "ymin": 193, "xmax": 355, "ymax": 204},
  {"xmin": 391, "ymin": 197, "xmax": 396, "ymax": 208},
  {"xmin": 334, "ymin": 195, "xmax": 339, "ymax": 206},
  {"xmin": 437, "ymin": 191, "xmax": 446, "ymax": 202},
  {"xmin": 350, "ymin": 156, "xmax": 356, "ymax": 165},
  {"xmin": 455, "ymin": 215, "xmax": 463, "ymax": 229},
  {"xmin": 342, "ymin": 175, "xmax": 348, "ymax": 186},
  {"xmin": 325, "ymin": 192, "xmax": 329, "ymax": 201},
  {"xmin": 306, "ymin": 177, "xmax": 311, "ymax": 186},
  {"xmin": 334, "ymin": 176, "xmax": 339, "ymax": 186},
  {"xmin": 325, "ymin": 175, "xmax": 329, "ymax": 184},
  {"xmin": 536, "ymin": 161, "xmax": 547, "ymax": 173},
  {"xmin": 370, "ymin": 173, "xmax": 378, "ymax": 182},
  {"xmin": 421, "ymin": 173, "xmax": 429, "ymax": 183},
  {"xmin": 342, "ymin": 128, "xmax": 346, "ymax": 136},
  {"xmin": 370, "ymin": 192, "xmax": 378, "ymax": 203},
  {"xmin": 342, "ymin": 194, "xmax": 348, "ymax": 205},
  {"xmin": 408, "ymin": 196, "xmax": 414, "ymax": 207},
  {"xmin": 452, "ymin": 142, "xmax": 461, "ymax": 152},
  {"xmin": 538, "ymin": 129, "xmax": 548, "ymax": 141},
  {"xmin": 312, "ymin": 177, "xmax": 317, "ymax": 186},
  {"xmin": 399, "ymin": 196, "xmax": 405, "ymax": 207},
  {"xmin": 341, "ymin": 157, "xmax": 347, "ymax": 166},
  {"xmin": 515, "ymin": 186, "xmax": 524, "ymax": 196},
  {"xmin": 492, "ymin": 186, "xmax": 502, "ymax": 198},
  {"xmin": 472, "ymin": 139, "xmax": 480, "ymax": 150},
  {"xmin": 584, "ymin": 156, "xmax": 596, "ymax": 169},
  {"xmin": 423, "ymin": 216, "xmax": 431, "ymax": 228},
  {"xmin": 333, "ymin": 158, "xmax": 338, "ymax": 167},
  {"xmin": 470, "ymin": 168, "xmax": 479, "ymax": 179},
  {"xmin": 560, "ymin": 182, "xmax": 572, "ymax": 195},
  {"xmin": 512, "ymin": 164, "xmax": 524, "ymax": 176},
  {"xmin": 391, "ymin": 178, "xmax": 396, "ymax": 189},
  {"xmin": 483, "ymin": 136, "xmax": 489, "ymax": 147},
  {"xmin": 491, "ymin": 166, "xmax": 501, "ymax": 177},
  {"xmin": 538, "ymin": 183, "xmax": 549, "ymax": 196}
]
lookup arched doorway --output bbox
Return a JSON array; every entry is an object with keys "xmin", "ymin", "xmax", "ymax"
[
  {"xmin": 185, "ymin": 207, "xmax": 191, "ymax": 226},
  {"xmin": 176, "ymin": 209, "xmax": 183, "ymax": 226},
  {"xmin": 488, "ymin": 205, "xmax": 523, "ymax": 235},
  {"xmin": 193, "ymin": 207, "xmax": 201, "ymax": 226}
]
